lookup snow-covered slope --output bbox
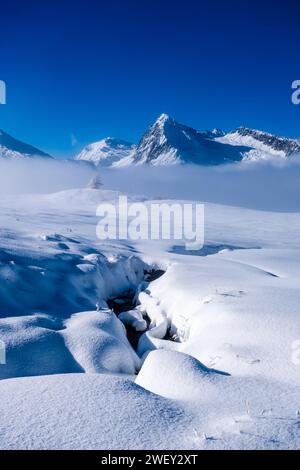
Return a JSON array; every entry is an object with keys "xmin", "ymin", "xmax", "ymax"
[
  {"xmin": 0, "ymin": 187, "xmax": 300, "ymax": 449},
  {"xmin": 120, "ymin": 114, "xmax": 248, "ymax": 166},
  {"xmin": 75, "ymin": 137, "xmax": 135, "ymax": 167},
  {"xmin": 219, "ymin": 127, "xmax": 300, "ymax": 161},
  {"xmin": 0, "ymin": 129, "xmax": 52, "ymax": 159}
]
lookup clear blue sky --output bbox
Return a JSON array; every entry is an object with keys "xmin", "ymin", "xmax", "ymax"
[{"xmin": 0, "ymin": 0, "xmax": 299, "ymax": 158}]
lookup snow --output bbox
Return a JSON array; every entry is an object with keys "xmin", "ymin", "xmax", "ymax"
[
  {"xmin": 126, "ymin": 113, "xmax": 248, "ymax": 166},
  {"xmin": 76, "ymin": 117, "xmax": 300, "ymax": 168},
  {"xmin": 118, "ymin": 309, "xmax": 147, "ymax": 332},
  {"xmin": 0, "ymin": 374, "xmax": 190, "ymax": 450},
  {"xmin": 0, "ymin": 158, "xmax": 299, "ymax": 449},
  {"xmin": 135, "ymin": 350, "xmax": 229, "ymax": 401},
  {"xmin": 0, "ymin": 314, "xmax": 80, "ymax": 380},
  {"xmin": 63, "ymin": 310, "xmax": 141, "ymax": 374},
  {"xmin": 75, "ymin": 137, "xmax": 135, "ymax": 167},
  {"xmin": 137, "ymin": 291, "xmax": 169, "ymax": 357},
  {"xmin": 0, "ymin": 129, "xmax": 52, "ymax": 159},
  {"xmin": 218, "ymin": 127, "xmax": 300, "ymax": 161}
]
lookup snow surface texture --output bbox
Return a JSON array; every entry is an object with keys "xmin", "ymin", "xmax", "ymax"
[{"xmin": 0, "ymin": 163, "xmax": 299, "ymax": 449}]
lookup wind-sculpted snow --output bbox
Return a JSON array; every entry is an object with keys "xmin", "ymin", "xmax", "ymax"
[
  {"xmin": 0, "ymin": 309, "xmax": 141, "ymax": 379},
  {"xmin": 63, "ymin": 310, "xmax": 141, "ymax": 374},
  {"xmin": 136, "ymin": 291, "xmax": 169, "ymax": 357},
  {"xmin": 0, "ymin": 217, "xmax": 147, "ymax": 379},
  {"xmin": 0, "ymin": 227, "xmax": 146, "ymax": 318},
  {"xmin": 0, "ymin": 314, "xmax": 83, "ymax": 379},
  {"xmin": 136, "ymin": 350, "xmax": 229, "ymax": 401}
]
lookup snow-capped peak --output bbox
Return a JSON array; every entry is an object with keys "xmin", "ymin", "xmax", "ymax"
[
  {"xmin": 128, "ymin": 114, "xmax": 247, "ymax": 166},
  {"xmin": 156, "ymin": 113, "xmax": 171, "ymax": 124},
  {"xmin": 210, "ymin": 128, "xmax": 225, "ymax": 137},
  {"xmin": 75, "ymin": 137, "xmax": 135, "ymax": 167},
  {"xmin": 0, "ymin": 129, "xmax": 52, "ymax": 160},
  {"xmin": 149, "ymin": 113, "xmax": 174, "ymax": 137}
]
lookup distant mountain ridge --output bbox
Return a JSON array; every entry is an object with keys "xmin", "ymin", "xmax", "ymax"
[
  {"xmin": 75, "ymin": 137, "xmax": 135, "ymax": 167},
  {"xmin": 2, "ymin": 116, "xmax": 299, "ymax": 166},
  {"xmin": 75, "ymin": 114, "xmax": 300, "ymax": 167},
  {"xmin": 218, "ymin": 127, "xmax": 300, "ymax": 159},
  {"xmin": 0, "ymin": 129, "xmax": 52, "ymax": 160}
]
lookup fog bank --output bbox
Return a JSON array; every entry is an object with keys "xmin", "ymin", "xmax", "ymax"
[
  {"xmin": 0, "ymin": 159, "xmax": 95, "ymax": 194},
  {"xmin": 0, "ymin": 158, "xmax": 300, "ymax": 212}
]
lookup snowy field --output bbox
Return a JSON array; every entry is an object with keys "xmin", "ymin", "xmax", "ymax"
[{"xmin": 0, "ymin": 162, "xmax": 300, "ymax": 450}]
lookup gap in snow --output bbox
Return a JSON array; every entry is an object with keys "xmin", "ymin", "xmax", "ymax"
[{"xmin": 107, "ymin": 268, "xmax": 166, "ymax": 351}]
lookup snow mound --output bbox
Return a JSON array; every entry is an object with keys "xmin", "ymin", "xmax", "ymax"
[
  {"xmin": 119, "ymin": 309, "xmax": 147, "ymax": 332},
  {"xmin": 137, "ymin": 291, "xmax": 169, "ymax": 356},
  {"xmin": 63, "ymin": 310, "xmax": 141, "ymax": 374},
  {"xmin": 0, "ymin": 314, "xmax": 81, "ymax": 380},
  {"xmin": 135, "ymin": 350, "xmax": 229, "ymax": 400},
  {"xmin": 0, "ymin": 309, "xmax": 141, "ymax": 379},
  {"xmin": 0, "ymin": 373, "xmax": 189, "ymax": 450}
]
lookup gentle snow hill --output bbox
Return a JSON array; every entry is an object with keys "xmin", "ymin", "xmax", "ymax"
[
  {"xmin": 75, "ymin": 137, "xmax": 135, "ymax": 167},
  {"xmin": 0, "ymin": 129, "xmax": 52, "ymax": 159},
  {"xmin": 218, "ymin": 127, "xmax": 300, "ymax": 161},
  {"xmin": 118, "ymin": 113, "xmax": 249, "ymax": 166}
]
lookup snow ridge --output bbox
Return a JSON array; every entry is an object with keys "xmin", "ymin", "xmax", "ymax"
[{"xmin": 219, "ymin": 127, "xmax": 300, "ymax": 160}]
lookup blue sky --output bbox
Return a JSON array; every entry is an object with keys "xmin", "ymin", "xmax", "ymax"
[{"xmin": 0, "ymin": 0, "xmax": 299, "ymax": 158}]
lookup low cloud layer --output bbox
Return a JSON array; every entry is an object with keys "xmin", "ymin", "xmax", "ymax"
[
  {"xmin": 0, "ymin": 157, "xmax": 300, "ymax": 212},
  {"xmin": 99, "ymin": 160, "xmax": 300, "ymax": 212},
  {"xmin": 0, "ymin": 158, "xmax": 95, "ymax": 194}
]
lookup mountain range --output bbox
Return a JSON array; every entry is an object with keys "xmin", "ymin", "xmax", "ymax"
[
  {"xmin": 75, "ymin": 114, "xmax": 300, "ymax": 167},
  {"xmin": 1, "ymin": 115, "xmax": 299, "ymax": 166}
]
